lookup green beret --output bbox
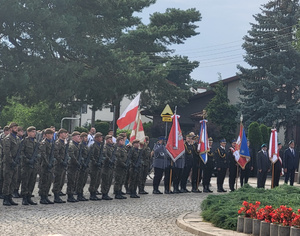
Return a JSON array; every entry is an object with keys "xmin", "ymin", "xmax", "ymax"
[
  {"xmin": 72, "ymin": 131, "xmax": 80, "ymax": 137},
  {"xmin": 105, "ymin": 135, "xmax": 112, "ymax": 140},
  {"xmin": 58, "ymin": 128, "xmax": 68, "ymax": 135},
  {"xmin": 94, "ymin": 132, "xmax": 103, "ymax": 139},
  {"xmin": 8, "ymin": 122, "xmax": 18, "ymax": 129},
  {"xmin": 44, "ymin": 128, "xmax": 54, "ymax": 135},
  {"xmin": 27, "ymin": 126, "xmax": 36, "ymax": 133}
]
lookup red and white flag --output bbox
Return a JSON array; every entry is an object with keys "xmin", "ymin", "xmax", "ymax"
[
  {"xmin": 129, "ymin": 110, "xmax": 145, "ymax": 143},
  {"xmin": 117, "ymin": 93, "xmax": 140, "ymax": 130},
  {"xmin": 269, "ymin": 129, "xmax": 278, "ymax": 163},
  {"xmin": 166, "ymin": 114, "xmax": 185, "ymax": 162}
]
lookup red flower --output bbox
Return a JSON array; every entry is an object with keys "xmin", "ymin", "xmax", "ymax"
[
  {"xmin": 271, "ymin": 206, "xmax": 295, "ymax": 226},
  {"xmin": 238, "ymin": 201, "xmax": 261, "ymax": 218}
]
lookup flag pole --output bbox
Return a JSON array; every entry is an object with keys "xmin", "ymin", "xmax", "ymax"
[{"xmin": 236, "ymin": 114, "xmax": 243, "ymax": 189}]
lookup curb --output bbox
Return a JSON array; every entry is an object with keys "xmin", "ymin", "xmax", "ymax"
[{"xmin": 176, "ymin": 212, "xmax": 248, "ymax": 236}]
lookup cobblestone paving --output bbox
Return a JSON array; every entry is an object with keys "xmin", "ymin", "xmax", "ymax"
[{"xmin": 0, "ymin": 184, "xmax": 205, "ymax": 236}]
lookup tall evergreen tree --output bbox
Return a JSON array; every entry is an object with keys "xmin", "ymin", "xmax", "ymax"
[{"xmin": 238, "ymin": 0, "xmax": 300, "ymax": 142}]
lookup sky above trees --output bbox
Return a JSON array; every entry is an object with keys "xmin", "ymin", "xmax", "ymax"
[{"xmin": 138, "ymin": 0, "xmax": 269, "ymax": 83}]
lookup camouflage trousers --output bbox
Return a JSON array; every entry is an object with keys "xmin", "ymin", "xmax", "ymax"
[
  {"xmin": 67, "ymin": 166, "xmax": 79, "ymax": 195},
  {"xmin": 52, "ymin": 163, "xmax": 66, "ymax": 194},
  {"xmin": 38, "ymin": 167, "xmax": 52, "ymax": 196},
  {"xmin": 101, "ymin": 168, "xmax": 113, "ymax": 195},
  {"xmin": 89, "ymin": 165, "xmax": 101, "ymax": 193},
  {"xmin": 76, "ymin": 168, "xmax": 88, "ymax": 194},
  {"xmin": 21, "ymin": 164, "xmax": 37, "ymax": 196},
  {"xmin": 2, "ymin": 162, "xmax": 17, "ymax": 196},
  {"xmin": 138, "ymin": 164, "xmax": 149, "ymax": 192},
  {"xmin": 129, "ymin": 167, "xmax": 139, "ymax": 194},
  {"xmin": 113, "ymin": 167, "xmax": 126, "ymax": 193}
]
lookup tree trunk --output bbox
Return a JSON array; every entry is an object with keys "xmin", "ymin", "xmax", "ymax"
[
  {"xmin": 114, "ymin": 102, "xmax": 121, "ymax": 136},
  {"xmin": 91, "ymin": 109, "xmax": 96, "ymax": 127}
]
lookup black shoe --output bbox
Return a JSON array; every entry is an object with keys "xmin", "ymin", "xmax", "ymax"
[
  {"xmin": 217, "ymin": 189, "xmax": 223, "ymax": 193},
  {"xmin": 22, "ymin": 196, "xmax": 29, "ymax": 205},
  {"xmin": 130, "ymin": 194, "xmax": 140, "ymax": 198},
  {"xmin": 8, "ymin": 195, "xmax": 18, "ymax": 205},
  {"xmin": 12, "ymin": 190, "xmax": 21, "ymax": 198},
  {"xmin": 54, "ymin": 194, "xmax": 66, "ymax": 203},
  {"xmin": 222, "ymin": 189, "xmax": 227, "ymax": 192},
  {"xmin": 89, "ymin": 193, "xmax": 101, "ymax": 201},
  {"xmin": 192, "ymin": 189, "xmax": 202, "ymax": 193},
  {"xmin": 139, "ymin": 190, "xmax": 148, "ymax": 194},
  {"xmin": 164, "ymin": 190, "xmax": 173, "ymax": 194},
  {"xmin": 77, "ymin": 194, "xmax": 85, "ymax": 201},
  {"xmin": 203, "ymin": 188, "xmax": 209, "ymax": 193},
  {"xmin": 184, "ymin": 189, "xmax": 191, "ymax": 193},
  {"xmin": 59, "ymin": 191, "xmax": 66, "ymax": 196},
  {"xmin": 45, "ymin": 196, "xmax": 54, "ymax": 204},
  {"xmin": 153, "ymin": 190, "xmax": 163, "ymax": 194},
  {"xmin": 40, "ymin": 195, "xmax": 49, "ymax": 205},
  {"xmin": 27, "ymin": 195, "xmax": 38, "ymax": 205},
  {"xmin": 115, "ymin": 194, "xmax": 124, "ymax": 199},
  {"xmin": 120, "ymin": 191, "xmax": 126, "ymax": 195},
  {"xmin": 102, "ymin": 194, "xmax": 113, "ymax": 200},
  {"xmin": 67, "ymin": 194, "xmax": 77, "ymax": 203},
  {"xmin": 3, "ymin": 195, "xmax": 11, "ymax": 206},
  {"xmin": 173, "ymin": 189, "xmax": 180, "ymax": 194}
]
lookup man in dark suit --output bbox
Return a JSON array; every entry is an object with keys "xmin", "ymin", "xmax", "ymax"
[
  {"xmin": 215, "ymin": 139, "xmax": 228, "ymax": 192},
  {"xmin": 257, "ymin": 144, "xmax": 270, "ymax": 188},
  {"xmin": 283, "ymin": 140, "xmax": 299, "ymax": 186}
]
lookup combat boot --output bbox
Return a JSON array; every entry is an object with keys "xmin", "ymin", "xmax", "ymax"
[
  {"xmin": 102, "ymin": 194, "xmax": 113, "ymax": 200},
  {"xmin": 27, "ymin": 194, "xmax": 37, "ymax": 205},
  {"xmin": 77, "ymin": 193, "xmax": 85, "ymax": 201},
  {"xmin": 40, "ymin": 195, "xmax": 49, "ymax": 204},
  {"xmin": 54, "ymin": 193, "xmax": 65, "ymax": 203},
  {"xmin": 3, "ymin": 195, "xmax": 11, "ymax": 206},
  {"xmin": 115, "ymin": 191, "xmax": 124, "ymax": 200},
  {"xmin": 203, "ymin": 185, "xmax": 209, "ymax": 193},
  {"xmin": 45, "ymin": 196, "xmax": 54, "ymax": 204},
  {"xmin": 8, "ymin": 195, "xmax": 18, "ymax": 205},
  {"xmin": 22, "ymin": 196, "xmax": 29, "ymax": 205},
  {"xmin": 67, "ymin": 194, "xmax": 77, "ymax": 203},
  {"xmin": 138, "ymin": 189, "xmax": 148, "ymax": 194},
  {"xmin": 89, "ymin": 192, "xmax": 101, "ymax": 201},
  {"xmin": 120, "ymin": 191, "xmax": 126, "ymax": 195}
]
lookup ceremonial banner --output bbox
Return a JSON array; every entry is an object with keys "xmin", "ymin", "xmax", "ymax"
[
  {"xmin": 129, "ymin": 110, "xmax": 145, "ymax": 143},
  {"xmin": 117, "ymin": 93, "xmax": 140, "ymax": 129},
  {"xmin": 197, "ymin": 120, "xmax": 209, "ymax": 164},
  {"xmin": 269, "ymin": 129, "xmax": 278, "ymax": 163},
  {"xmin": 233, "ymin": 123, "xmax": 250, "ymax": 169},
  {"xmin": 166, "ymin": 114, "xmax": 185, "ymax": 162}
]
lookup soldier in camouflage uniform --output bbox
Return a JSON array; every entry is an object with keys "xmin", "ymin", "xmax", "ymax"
[
  {"xmin": 20, "ymin": 126, "xmax": 39, "ymax": 205},
  {"xmin": 2, "ymin": 122, "xmax": 21, "ymax": 206},
  {"xmin": 0, "ymin": 126, "xmax": 10, "ymax": 199},
  {"xmin": 88, "ymin": 132, "xmax": 103, "ymax": 201},
  {"xmin": 52, "ymin": 128, "xmax": 68, "ymax": 203},
  {"xmin": 76, "ymin": 132, "xmax": 89, "ymax": 201},
  {"xmin": 138, "ymin": 137, "xmax": 151, "ymax": 195},
  {"xmin": 38, "ymin": 128, "xmax": 55, "ymax": 204},
  {"xmin": 66, "ymin": 131, "xmax": 81, "ymax": 203},
  {"xmin": 113, "ymin": 136, "xmax": 128, "ymax": 199},
  {"xmin": 128, "ymin": 139, "xmax": 141, "ymax": 198},
  {"xmin": 101, "ymin": 135, "xmax": 116, "ymax": 200}
]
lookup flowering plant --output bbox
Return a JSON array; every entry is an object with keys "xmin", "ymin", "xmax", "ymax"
[
  {"xmin": 238, "ymin": 201, "xmax": 260, "ymax": 218},
  {"xmin": 270, "ymin": 205, "xmax": 295, "ymax": 226},
  {"xmin": 256, "ymin": 205, "xmax": 274, "ymax": 222},
  {"xmin": 291, "ymin": 209, "xmax": 300, "ymax": 228}
]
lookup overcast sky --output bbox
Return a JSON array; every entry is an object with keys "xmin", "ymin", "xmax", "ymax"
[{"xmin": 138, "ymin": 0, "xmax": 269, "ymax": 83}]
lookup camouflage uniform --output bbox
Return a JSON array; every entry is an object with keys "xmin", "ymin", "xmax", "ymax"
[
  {"xmin": 2, "ymin": 133, "xmax": 20, "ymax": 205},
  {"xmin": 20, "ymin": 137, "xmax": 39, "ymax": 204},
  {"xmin": 52, "ymin": 139, "xmax": 67, "ymax": 203},
  {"xmin": 0, "ymin": 133, "xmax": 6, "ymax": 197},
  {"xmin": 128, "ymin": 147, "xmax": 140, "ymax": 197},
  {"xmin": 76, "ymin": 142, "xmax": 89, "ymax": 201},
  {"xmin": 113, "ymin": 144, "xmax": 128, "ymax": 199},
  {"xmin": 138, "ymin": 145, "xmax": 151, "ymax": 194},
  {"xmin": 88, "ymin": 141, "xmax": 103, "ymax": 200},
  {"xmin": 38, "ymin": 139, "xmax": 55, "ymax": 203},
  {"xmin": 101, "ymin": 143, "xmax": 115, "ymax": 200},
  {"xmin": 66, "ymin": 140, "xmax": 81, "ymax": 202}
]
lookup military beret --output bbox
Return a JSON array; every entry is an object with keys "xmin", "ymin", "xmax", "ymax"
[
  {"xmin": 27, "ymin": 126, "xmax": 36, "ymax": 132},
  {"xmin": 8, "ymin": 122, "xmax": 18, "ymax": 129},
  {"xmin": 288, "ymin": 140, "xmax": 294, "ymax": 145},
  {"xmin": 209, "ymin": 137, "xmax": 213, "ymax": 142},
  {"xmin": 80, "ymin": 132, "xmax": 88, "ymax": 138},
  {"xmin": 132, "ymin": 139, "xmax": 139, "ymax": 144},
  {"xmin": 57, "ymin": 128, "xmax": 68, "ymax": 135},
  {"xmin": 72, "ymin": 131, "xmax": 80, "ymax": 137},
  {"xmin": 94, "ymin": 132, "xmax": 103, "ymax": 139},
  {"xmin": 17, "ymin": 126, "xmax": 23, "ymax": 132},
  {"xmin": 44, "ymin": 128, "xmax": 54, "ymax": 135},
  {"xmin": 105, "ymin": 135, "xmax": 112, "ymax": 140},
  {"xmin": 220, "ymin": 138, "xmax": 226, "ymax": 143},
  {"xmin": 116, "ymin": 136, "xmax": 124, "ymax": 142},
  {"xmin": 3, "ymin": 126, "xmax": 9, "ymax": 132},
  {"xmin": 261, "ymin": 144, "xmax": 267, "ymax": 148}
]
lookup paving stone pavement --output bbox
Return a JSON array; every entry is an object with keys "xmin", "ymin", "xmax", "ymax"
[{"xmin": 0, "ymin": 184, "xmax": 204, "ymax": 236}]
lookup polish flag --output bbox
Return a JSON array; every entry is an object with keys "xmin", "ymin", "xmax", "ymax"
[
  {"xmin": 269, "ymin": 129, "xmax": 278, "ymax": 163},
  {"xmin": 166, "ymin": 114, "xmax": 185, "ymax": 162},
  {"xmin": 117, "ymin": 93, "xmax": 140, "ymax": 130},
  {"xmin": 129, "ymin": 110, "xmax": 145, "ymax": 143}
]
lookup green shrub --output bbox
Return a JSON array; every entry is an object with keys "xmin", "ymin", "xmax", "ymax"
[
  {"xmin": 74, "ymin": 126, "xmax": 89, "ymax": 133},
  {"xmin": 201, "ymin": 184, "xmax": 300, "ymax": 230}
]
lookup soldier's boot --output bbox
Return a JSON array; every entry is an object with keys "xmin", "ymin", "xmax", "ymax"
[
  {"xmin": 12, "ymin": 189, "xmax": 21, "ymax": 198},
  {"xmin": 22, "ymin": 195, "xmax": 29, "ymax": 205},
  {"xmin": 82, "ymin": 194, "xmax": 89, "ymax": 201},
  {"xmin": 115, "ymin": 191, "xmax": 124, "ymax": 199},
  {"xmin": 89, "ymin": 192, "xmax": 101, "ymax": 201},
  {"xmin": 40, "ymin": 195, "xmax": 49, "ymax": 204},
  {"xmin": 217, "ymin": 184, "xmax": 223, "ymax": 192},
  {"xmin": 77, "ymin": 193, "xmax": 85, "ymax": 201},
  {"xmin": 121, "ymin": 192, "xmax": 127, "ymax": 199},
  {"xmin": 54, "ymin": 193, "xmax": 66, "ymax": 204},
  {"xmin": 138, "ymin": 188, "xmax": 148, "ymax": 194},
  {"xmin": 45, "ymin": 195, "xmax": 54, "ymax": 204},
  {"xmin": 221, "ymin": 185, "xmax": 227, "ymax": 192},
  {"xmin": 203, "ymin": 185, "xmax": 209, "ymax": 193},
  {"xmin": 8, "ymin": 195, "xmax": 18, "ymax": 205},
  {"xmin": 3, "ymin": 195, "xmax": 11, "ymax": 206},
  {"xmin": 102, "ymin": 194, "xmax": 113, "ymax": 200},
  {"xmin": 173, "ymin": 184, "xmax": 180, "ymax": 194},
  {"xmin": 130, "ymin": 191, "xmax": 140, "ymax": 198},
  {"xmin": 120, "ymin": 190, "xmax": 126, "ymax": 195},
  {"xmin": 27, "ymin": 194, "xmax": 37, "ymax": 205},
  {"xmin": 67, "ymin": 194, "xmax": 77, "ymax": 203}
]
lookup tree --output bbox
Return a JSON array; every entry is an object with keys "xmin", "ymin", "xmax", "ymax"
[
  {"xmin": 259, "ymin": 124, "xmax": 270, "ymax": 145},
  {"xmin": 238, "ymin": 0, "xmax": 300, "ymax": 142},
  {"xmin": 248, "ymin": 122, "xmax": 263, "ymax": 151},
  {"xmin": 205, "ymin": 80, "xmax": 238, "ymax": 141}
]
